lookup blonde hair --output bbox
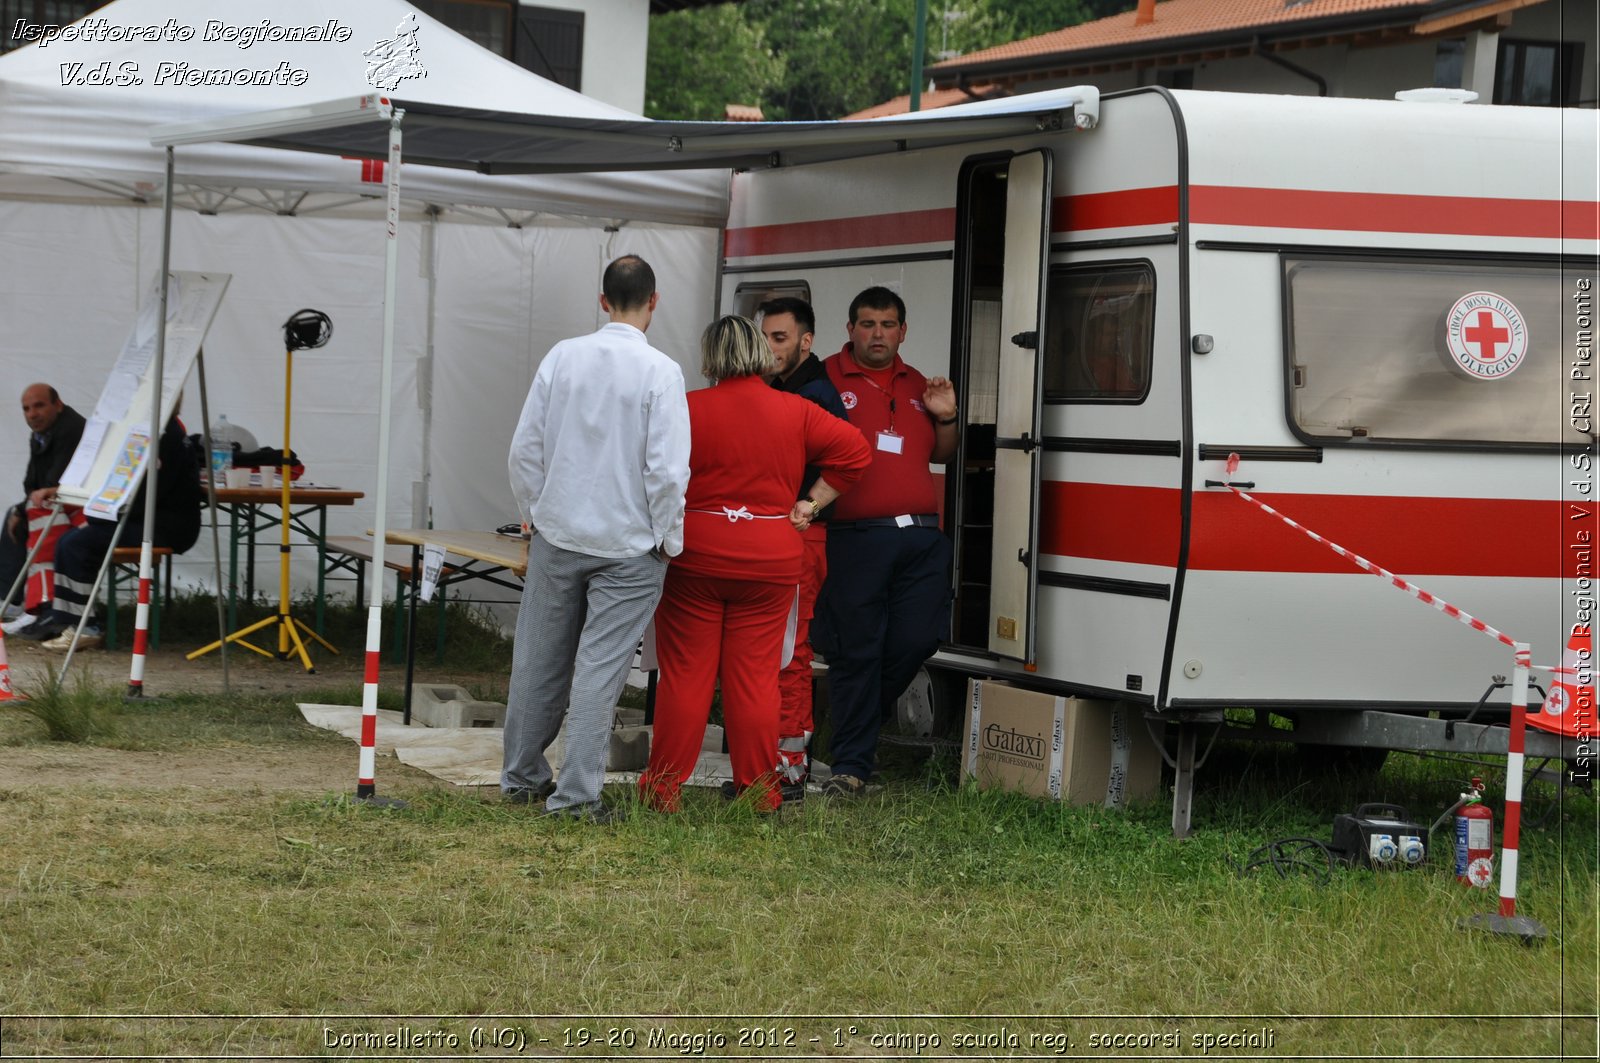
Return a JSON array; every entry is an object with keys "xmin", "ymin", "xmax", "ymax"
[{"xmin": 700, "ymin": 314, "xmax": 775, "ymax": 382}]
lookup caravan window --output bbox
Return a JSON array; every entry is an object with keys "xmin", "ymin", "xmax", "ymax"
[
  {"xmin": 1042, "ymin": 262, "xmax": 1155, "ymax": 403},
  {"xmin": 1286, "ymin": 256, "xmax": 1592, "ymax": 447},
  {"xmin": 732, "ymin": 280, "xmax": 812, "ymax": 321}
]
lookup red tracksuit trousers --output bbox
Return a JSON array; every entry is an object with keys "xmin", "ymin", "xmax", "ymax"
[
  {"xmin": 641, "ymin": 568, "xmax": 793, "ymax": 812},
  {"xmin": 777, "ymin": 527, "xmax": 827, "ymax": 781}
]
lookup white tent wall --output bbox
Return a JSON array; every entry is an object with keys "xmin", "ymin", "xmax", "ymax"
[
  {"xmin": 428, "ymin": 220, "xmax": 718, "ymax": 538},
  {"xmin": 0, "ymin": 197, "xmax": 718, "ymax": 607}
]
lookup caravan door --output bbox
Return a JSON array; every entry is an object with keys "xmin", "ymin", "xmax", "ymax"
[{"xmin": 988, "ymin": 151, "xmax": 1052, "ymax": 659}]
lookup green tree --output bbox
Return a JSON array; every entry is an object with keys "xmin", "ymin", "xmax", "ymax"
[
  {"xmin": 643, "ymin": 0, "xmax": 1129, "ymax": 122},
  {"xmin": 745, "ymin": 0, "xmax": 922, "ymax": 119},
  {"xmin": 645, "ymin": 4, "xmax": 783, "ymax": 120}
]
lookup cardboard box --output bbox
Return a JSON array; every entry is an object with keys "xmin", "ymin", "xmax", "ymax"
[{"xmin": 961, "ymin": 680, "xmax": 1161, "ymax": 807}]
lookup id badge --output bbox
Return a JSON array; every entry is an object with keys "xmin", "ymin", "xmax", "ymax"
[{"xmin": 876, "ymin": 430, "xmax": 904, "ymax": 455}]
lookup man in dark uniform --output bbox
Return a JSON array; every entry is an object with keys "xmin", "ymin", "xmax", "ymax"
[
  {"xmin": 759, "ymin": 296, "xmax": 852, "ymax": 801},
  {"xmin": 814, "ymin": 287, "xmax": 959, "ymax": 796},
  {"xmin": 0, "ymin": 384, "xmax": 86, "ymax": 618}
]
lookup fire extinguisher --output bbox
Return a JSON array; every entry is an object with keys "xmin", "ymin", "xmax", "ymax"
[{"xmin": 1454, "ymin": 777, "xmax": 1495, "ymax": 889}]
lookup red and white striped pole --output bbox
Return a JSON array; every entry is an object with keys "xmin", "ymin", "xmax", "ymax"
[
  {"xmin": 1497, "ymin": 643, "xmax": 1531, "ymax": 918},
  {"xmin": 353, "ymin": 107, "xmax": 407, "ymax": 808},
  {"xmin": 125, "ymin": 547, "xmax": 155, "ymax": 696}
]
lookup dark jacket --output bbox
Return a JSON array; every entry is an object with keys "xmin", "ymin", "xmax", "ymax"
[
  {"xmin": 23, "ymin": 403, "xmax": 86, "ymax": 497},
  {"xmin": 88, "ymin": 417, "xmax": 204, "ymax": 555},
  {"xmin": 771, "ymin": 354, "xmax": 850, "ymax": 519}
]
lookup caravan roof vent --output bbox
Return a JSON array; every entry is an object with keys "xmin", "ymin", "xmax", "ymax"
[{"xmin": 1395, "ymin": 88, "xmax": 1479, "ymax": 103}]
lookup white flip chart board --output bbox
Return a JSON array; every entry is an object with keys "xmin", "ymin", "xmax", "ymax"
[{"xmin": 57, "ymin": 271, "xmax": 231, "ymax": 517}]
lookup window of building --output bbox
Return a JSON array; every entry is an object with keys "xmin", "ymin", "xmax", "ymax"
[
  {"xmin": 408, "ymin": 0, "xmax": 513, "ymax": 57},
  {"xmin": 1494, "ymin": 38, "xmax": 1582, "ymax": 106},
  {"xmin": 1043, "ymin": 262, "xmax": 1155, "ymax": 403},
  {"xmin": 1152, "ymin": 67, "xmax": 1194, "ymax": 90},
  {"xmin": 515, "ymin": 5, "xmax": 584, "ymax": 92},
  {"xmin": 1433, "ymin": 39, "xmax": 1464, "ymax": 87},
  {"xmin": 1285, "ymin": 255, "xmax": 1591, "ymax": 447}
]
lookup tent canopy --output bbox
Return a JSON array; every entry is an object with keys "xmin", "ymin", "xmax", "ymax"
[
  {"xmin": 152, "ymin": 87, "xmax": 1100, "ymax": 175},
  {"xmin": 0, "ymin": 0, "xmax": 728, "ymax": 225}
]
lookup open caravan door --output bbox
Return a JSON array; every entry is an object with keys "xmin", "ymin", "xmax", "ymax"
[{"xmin": 988, "ymin": 149, "xmax": 1052, "ymax": 661}]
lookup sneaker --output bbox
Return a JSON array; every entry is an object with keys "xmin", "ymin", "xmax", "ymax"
[
  {"xmin": 13, "ymin": 622, "xmax": 66, "ymax": 642},
  {"xmin": 719, "ymin": 781, "xmax": 737, "ymax": 801},
  {"xmin": 780, "ymin": 780, "xmax": 806, "ymax": 805},
  {"xmin": 542, "ymin": 802, "xmax": 627, "ymax": 825},
  {"xmin": 43, "ymin": 627, "xmax": 103, "ymax": 652},
  {"xmin": 1, "ymin": 613, "xmax": 37, "ymax": 635},
  {"xmin": 503, "ymin": 781, "xmax": 556, "ymax": 806},
  {"xmin": 820, "ymin": 773, "xmax": 867, "ymax": 798}
]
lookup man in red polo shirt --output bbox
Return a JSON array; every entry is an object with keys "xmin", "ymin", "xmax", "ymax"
[{"xmin": 815, "ymin": 286, "xmax": 959, "ymax": 797}]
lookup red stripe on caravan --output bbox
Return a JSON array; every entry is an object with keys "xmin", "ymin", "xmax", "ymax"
[
  {"xmin": 723, "ymin": 208, "xmax": 956, "ymax": 259},
  {"xmin": 1050, "ymin": 186, "xmax": 1179, "ymax": 233},
  {"xmin": 1191, "ymin": 186, "xmax": 1600, "ymax": 241},
  {"xmin": 1039, "ymin": 482, "xmax": 1183, "ymax": 567},
  {"xmin": 1189, "ymin": 491, "xmax": 1591, "ymax": 577},
  {"xmin": 1040, "ymin": 482, "xmax": 1595, "ymax": 578}
]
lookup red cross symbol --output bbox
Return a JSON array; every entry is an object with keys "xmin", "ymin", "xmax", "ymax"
[{"xmin": 1463, "ymin": 309, "xmax": 1509, "ymax": 361}]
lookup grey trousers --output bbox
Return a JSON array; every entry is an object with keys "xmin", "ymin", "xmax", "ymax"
[{"xmin": 501, "ymin": 535, "xmax": 667, "ymax": 811}]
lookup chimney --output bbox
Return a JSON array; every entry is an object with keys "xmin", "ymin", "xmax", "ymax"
[{"xmin": 1136, "ymin": 0, "xmax": 1156, "ymax": 25}]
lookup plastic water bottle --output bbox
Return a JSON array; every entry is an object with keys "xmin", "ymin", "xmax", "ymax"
[{"xmin": 211, "ymin": 415, "xmax": 232, "ymax": 483}]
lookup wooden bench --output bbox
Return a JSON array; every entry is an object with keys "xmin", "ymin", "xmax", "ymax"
[
  {"xmin": 106, "ymin": 546, "xmax": 174, "ymax": 650},
  {"xmin": 323, "ymin": 536, "xmax": 453, "ymax": 663}
]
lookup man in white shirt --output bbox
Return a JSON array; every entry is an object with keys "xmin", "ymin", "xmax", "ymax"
[{"xmin": 503, "ymin": 255, "xmax": 690, "ymax": 822}]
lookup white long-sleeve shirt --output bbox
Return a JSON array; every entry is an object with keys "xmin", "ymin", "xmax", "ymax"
[{"xmin": 508, "ymin": 321, "xmax": 690, "ymax": 558}]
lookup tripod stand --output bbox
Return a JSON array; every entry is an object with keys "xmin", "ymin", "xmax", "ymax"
[{"xmin": 189, "ymin": 310, "xmax": 338, "ymax": 673}]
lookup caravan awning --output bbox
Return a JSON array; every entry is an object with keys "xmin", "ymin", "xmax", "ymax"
[{"xmin": 151, "ymin": 87, "xmax": 1100, "ymax": 174}]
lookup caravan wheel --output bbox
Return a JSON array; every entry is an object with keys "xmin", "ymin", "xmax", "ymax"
[{"xmin": 893, "ymin": 666, "xmax": 967, "ymax": 738}]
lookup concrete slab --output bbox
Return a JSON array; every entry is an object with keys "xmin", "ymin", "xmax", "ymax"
[{"xmin": 296, "ymin": 703, "xmax": 765, "ymax": 790}]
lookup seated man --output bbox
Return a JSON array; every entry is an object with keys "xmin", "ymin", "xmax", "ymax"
[
  {"xmin": 19, "ymin": 416, "xmax": 202, "ymax": 650},
  {"xmin": 0, "ymin": 384, "xmax": 86, "ymax": 627}
]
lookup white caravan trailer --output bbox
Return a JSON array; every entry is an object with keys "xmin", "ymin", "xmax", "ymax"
[{"xmin": 719, "ymin": 88, "xmax": 1596, "ymax": 828}]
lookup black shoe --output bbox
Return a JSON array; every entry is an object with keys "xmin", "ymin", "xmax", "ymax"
[
  {"xmin": 780, "ymin": 781, "xmax": 806, "ymax": 805},
  {"xmin": 820, "ymin": 773, "xmax": 867, "ymax": 798},
  {"xmin": 719, "ymin": 781, "xmax": 737, "ymax": 801},
  {"xmin": 542, "ymin": 802, "xmax": 626, "ymax": 825},
  {"xmin": 13, "ymin": 622, "xmax": 66, "ymax": 642},
  {"xmin": 502, "ymin": 781, "xmax": 556, "ymax": 806}
]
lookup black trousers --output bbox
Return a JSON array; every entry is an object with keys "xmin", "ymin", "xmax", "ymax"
[{"xmin": 812, "ymin": 524, "xmax": 952, "ymax": 782}]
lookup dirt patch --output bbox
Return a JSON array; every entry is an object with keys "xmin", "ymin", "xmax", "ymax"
[{"xmin": 0, "ymin": 635, "xmax": 502, "ymax": 794}]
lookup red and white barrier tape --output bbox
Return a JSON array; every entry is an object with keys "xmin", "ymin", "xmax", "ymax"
[
  {"xmin": 1220, "ymin": 453, "xmax": 1516, "ymax": 649},
  {"xmin": 1218, "ymin": 453, "xmax": 1532, "ymax": 920}
]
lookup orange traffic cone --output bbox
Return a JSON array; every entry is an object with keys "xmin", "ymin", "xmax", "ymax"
[
  {"xmin": 1530, "ymin": 625, "xmax": 1594, "ymax": 738},
  {"xmin": 0, "ymin": 628, "xmax": 18, "ymax": 702}
]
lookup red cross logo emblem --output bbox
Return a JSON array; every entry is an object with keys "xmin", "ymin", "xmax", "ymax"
[
  {"xmin": 1444, "ymin": 291, "xmax": 1528, "ymax": 381},
  {"xmin": 1463, "ymin": 310, "xmax": 1509, "ymax": 360}
]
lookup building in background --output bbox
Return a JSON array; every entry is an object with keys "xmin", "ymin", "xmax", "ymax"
[{"xmin": 853, "ymin": 0, "xmax": 1594, "ymax": 118}]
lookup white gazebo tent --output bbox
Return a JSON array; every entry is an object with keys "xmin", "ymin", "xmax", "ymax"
[{"xmin": 0, "ymin": 0, "xmax": 731, "ymax": 578}]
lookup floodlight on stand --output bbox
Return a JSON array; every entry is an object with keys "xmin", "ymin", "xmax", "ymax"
[
  {"xmin": 187, "ymin": 308, "xmax": 339, "ymax": 673},
  {"xmin": 285, "ymin": 308, "xmax": 332, "ymax": 351}
]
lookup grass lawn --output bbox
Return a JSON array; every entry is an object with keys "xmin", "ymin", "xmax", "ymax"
[{"xmin": 0, "ymin": 610, "xmax": 1594, "ymax": 1057}]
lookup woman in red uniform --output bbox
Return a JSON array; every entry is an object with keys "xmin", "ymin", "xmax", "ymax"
[{"xmin": 640, "ymin": 315, "xmax": 872, "ymax": 812}]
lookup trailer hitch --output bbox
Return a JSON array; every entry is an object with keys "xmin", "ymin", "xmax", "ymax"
[{"xmin": 1446, "ymin": 675, "xmax": 1549, "ymax": 740}]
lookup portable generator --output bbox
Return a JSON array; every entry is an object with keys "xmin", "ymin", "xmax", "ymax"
[{"xmin": 1332, "ymin": 803, "xmax": 1427, "ymax": 869}]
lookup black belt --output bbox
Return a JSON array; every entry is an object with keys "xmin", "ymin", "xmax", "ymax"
[{"xmin": 831, "ymin": 514, "xmax": 941, "ymax": 530}]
